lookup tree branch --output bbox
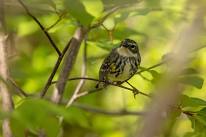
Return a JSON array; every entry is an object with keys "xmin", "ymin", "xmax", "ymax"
[
  {"xmin": 8, "ymin": 78, "xmax": 28, "ymax": 97},
  {"xmin": 40, "ymin": 38, "xmax": 72, "ymax": 97},
  {"xmin": 51, "ymin": 27, "xmax": 88, "ymax": 104},
  {"xmin": 72, "ymin": 103, "xmax": 145, "ymax": 116},
  {"xmin": 46, "ymin": 12, "xmax": 66, "ymax": 31},
  {"xmin": 137, "ymin": 61, "xmax": 165, "ymax": 74},
  {"xmin": 66, "ymin": 38, "xmax": 88, "ymax": 107},
  {"xmin": 90, "ymin": 6, "xmax": 122, "ymax": 29},
  {"xmin": 17, "ymin": 0, "xmax": 61, "ymax": 56},
  {"xmin": 0, "ymin": 2, "xmax": 13, "ymax": 136},
  {"xmin": 52, "ymin": 77, "xmax": 151, "ymax": 98}
]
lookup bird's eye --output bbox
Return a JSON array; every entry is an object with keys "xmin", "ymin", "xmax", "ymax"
[{"xmin": 130, "ymin": 45, "xmax": 136, "ymax": 49}]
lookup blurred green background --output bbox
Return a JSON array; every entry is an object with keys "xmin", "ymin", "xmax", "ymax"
[{"xmin": 1, "ymin": 0, "xmax": 206, "ymax": 137}]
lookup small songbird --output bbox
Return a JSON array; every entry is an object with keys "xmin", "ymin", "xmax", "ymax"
[{"xmin": 96, "ymin": 38, "xmax": 141, "ymax": 88}]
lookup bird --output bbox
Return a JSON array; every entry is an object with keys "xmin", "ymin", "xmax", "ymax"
[{"xmin": 96, "ymin": 38, "xmax": 141, "ymax": 90}]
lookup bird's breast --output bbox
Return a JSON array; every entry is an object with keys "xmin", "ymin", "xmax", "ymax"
[{"xmin": 107, "ymin": 59, "xmax": 134, "ymax": 82}]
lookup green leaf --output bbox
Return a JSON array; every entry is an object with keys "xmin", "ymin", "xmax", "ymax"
[
  {"xmin": 187, "ymin": 108, "xmax": 206, "ymax": 135},
  {"xmin": 64, "ymin": 0, "xmax": 94, "ymax": 26},
  {"xmin": 114, "ymin": 12, "xmax": 130, "ymax": 23},
  {"xmin": 113, "ymin": 28, "xmax": 147, "ymax": 39},
  {"xmin": 181, "ymin": 95, "xmax": 206, "ymax": 108},
  {"xmin": 81, "ymin": 0, "xmax": 104, "ymax": 18},
  {"xmin": 11, "ymin": 98, "xmax": 88, "ymax": 137},
  {"xmin": 11, "ymin": 99, "xmax": 60, "ymax": 137},
  {"xmin": 103, "ymin": 17, "xmax": 115, "ymax": 30},
  {"xmin": 95, "ymin": 40, "xmax": 119, "ymax": 51},
  {"xmin": 180, "ymin": 76, "xmax": 204, "ymax": 89},
  {"xmin": 181, "ymin": 95, "xmax": 206, "ymax": 135}
]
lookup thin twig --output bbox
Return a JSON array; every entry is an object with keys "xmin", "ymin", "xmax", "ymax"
[
  {"xmin": 126, "ymin": 81, "xmax": 140, "ymax": 98},
  {"xmin": 17, "ymin": 0, "xmax": 61, "ymax": 56},
  {"xmin": 90, "ymin": 4, "xmax": 130, "ymax": 29},
  {"xmin": 192, "ymin": 44, "xmax": 206, "ymax": 52},
  {"xmin": 46, "ymin": 13, "xmax": 66, "ymax": 31},
  {"xmin": 72, "ymin": 103, "xmax": 145, "ymax": 116},
  {"xmin": 182, "ymin": 111, "xmax": 195, "ymax": 117},
  {"xmin": 136, "ymin": 61, "xmax": 165, "ymax": 74},
  {"xmin": 52, "ymin": 77, "xmax": 151, "ymax": 98},
  {"xmin": 101, "ymin": 24, "xmax": 115, "ymax": 41},
  {"xmin": 139, "ymin": 73, "xmax": 151, "ymax": 81},
  {"xmin": 40, "ymin": 38, "xmax": 73, "ymax": 97},
  {"xmin": 66, "ymin": 38, "xmax": 88, "ymax": 107},
  {"xmin": 90, "ymin": 6, "xmax": 119, "ymax": 29},
  {"xmin": 136, "ymin": 44, "xmax": 206, "ymax": 76},
  {"xmin": 90, "ymin": 0, "xmax": 144, "ymax": 30},
  {"xmin": 50, "ymin": 61, "xmax": 165, "ymax": 99},
  {"xmin": 8, "ymin": 78, "xmax": 28, "ymax": 97},
  {"xmin": 136, "ymin": 44, "xmax": 206, "ymax": 75}
]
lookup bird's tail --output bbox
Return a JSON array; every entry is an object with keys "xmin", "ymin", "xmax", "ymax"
[{"xmin": 95, "ymin": 82, "xmax": 107, "ymax": 89}]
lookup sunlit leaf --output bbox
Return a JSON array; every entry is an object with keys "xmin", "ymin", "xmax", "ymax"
[
  {"xmin": 64, "ymin": 0, "xmax": 94, "ymax": 26},
  {"xmin": 81, "ymin": 0, "xmax": 104, "ymax": 18},
  {"xmin": 103, "ymin": 17, "xmax": 115, "ymax": 30}
]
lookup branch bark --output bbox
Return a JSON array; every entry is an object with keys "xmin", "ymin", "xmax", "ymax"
[
  {"xmin": 66, "ymin": 38, "xmax": 88, "ymax": 107},
  {"xmin": 0, "ymin": 1, "xmax": 14, "ymax": 137},
  {"xmin": 51, "ymin": 27, "xmax": 88, "ymax": 104},
  {"xmin": 40, "ymin": 39, "xmax": 72, "ymax": 97}
]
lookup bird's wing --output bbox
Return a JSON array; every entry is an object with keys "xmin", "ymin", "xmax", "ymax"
[{"xmin": 99, "ymin": 48, "xmax": 119, "ymax": 81}]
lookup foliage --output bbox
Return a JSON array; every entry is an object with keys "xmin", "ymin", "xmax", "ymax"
[{"xmin": 1, "ymin": 0, "xmax": 206, "ymax": 137}]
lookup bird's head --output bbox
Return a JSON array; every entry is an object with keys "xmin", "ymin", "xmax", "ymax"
[{"xmin": 120, "ymin": 38, "xmax": 139, "ymax": 54}]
